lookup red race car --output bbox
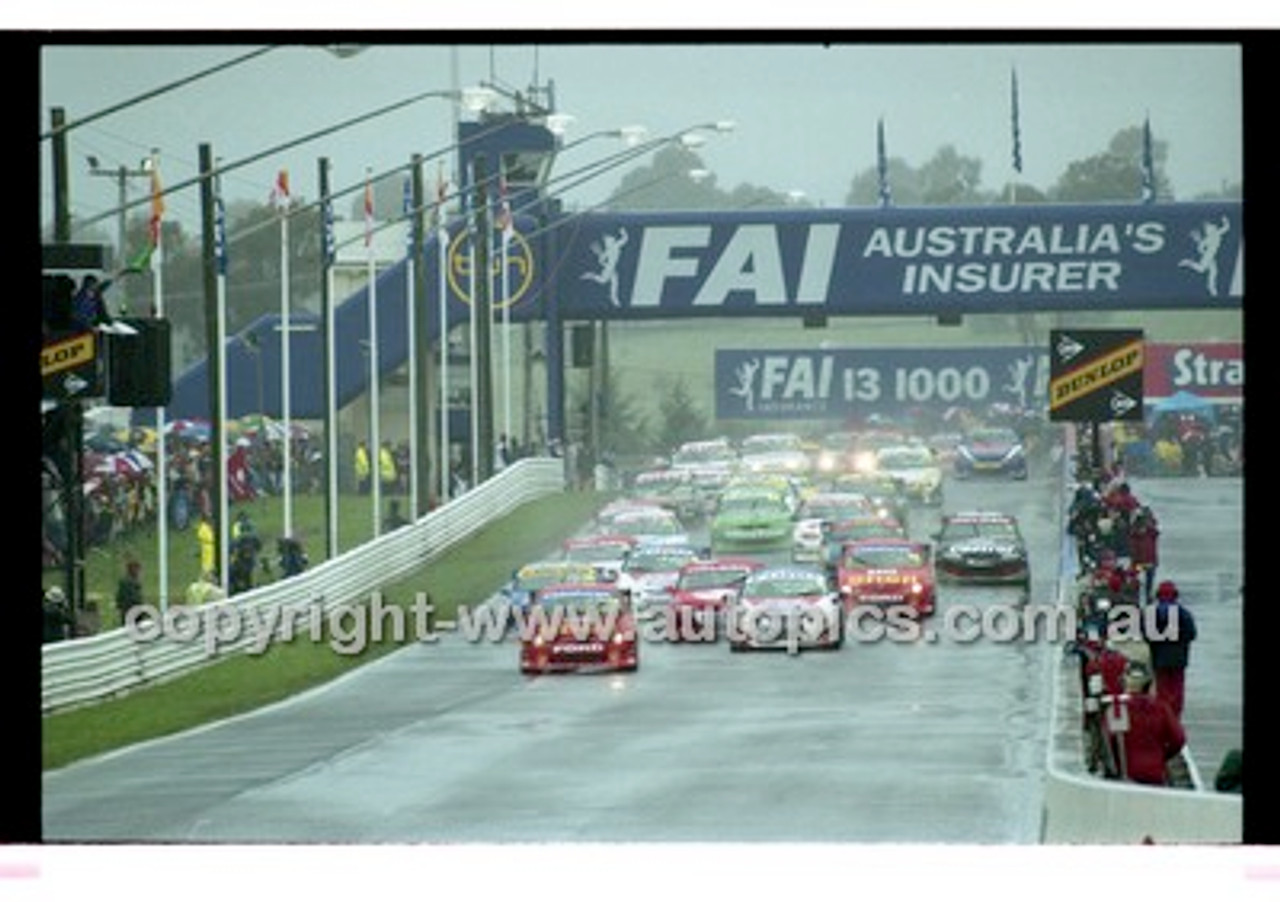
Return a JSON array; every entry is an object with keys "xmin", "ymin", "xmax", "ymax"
[
  {"xmin": 835, "ymin": 537, "xmax": 937, "ymax": 617},
  {"xmin": 560, "ymin": 534, "xmax": 638, "ymax": 583},
  {"xmin": 666, "ymin": 556, "xmax": 765, "ymax": 642},
  {"xmin": 519, "ymin": 583, "xmax": 638, "ymax": 675}
]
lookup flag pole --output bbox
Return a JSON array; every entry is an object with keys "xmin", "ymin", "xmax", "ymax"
[
  {"xmin": 319, "ymin": 158, "xmax": 339, "ymax": 560},
  {"xmin": 404, "ymin": 175, "xmax": 419, "ymax": 518},
  {"xmin": 500, "ymin": 173, "xmax": 512, "ymax": 455},
  {"xmin": 151, "ymin": 153, "xmax": 168, "ymax": 614},
  {"xmin": 215, "ymin": 182, "xmax": 230, "ymax": 595},
  {"xmin": 278, "ymin": 172, "xmax": 294, "ymax": 541},
  {"xmin": 366, "ymin": 168, "xmax": 381, "ymax": 536},
  {"xmin": 467, "ymin": 188, "xmax": 478, "ymax": 488},
  {"xmin": 437, "ymin": 164, "xmax": 451, "ymax": 504}
]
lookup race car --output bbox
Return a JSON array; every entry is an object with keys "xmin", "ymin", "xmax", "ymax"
[
  {"xmin": 605, "ymin": 506, "xmax": 692, "ymax": 547},
  {"xmin": 835, "ymin": 537, "xmax": 936, "ymax": 617},
  {"xmin": 952, "ymin": 426, "xmax": 1029, "ymax": 480},
  {"xmin": 628, "ymin": 468, "xmax": 705, "ymax": 522},
  {"xmin": 873, "ymin": 443, "xmax": 944, "ymax": 505},
  {"xmin": 847, "ymin": 429, "xmax": 908, "ymax": 474},
  {"xmin": 791, "ymin": 491, "xmax": 877, "ymax": 563},
  {"xmin": 709, "ymin": 488, "xmax": 795, "ymax": 554},
  {"xmin": 500, "ymin": 559, "xmax": 600, "ymax": 608},
  {"xmin": 830, "ymin": 471, "xmax": 912, "ymax": 527},
  {"xmin": 728, "ymin": 565, "xmax": 843, "ymax": 651},
  {"xmin": 666, "ymin": 556, "xmax": 765, "ymax": 641},
  {"xmin": 812, "ymin": 431, "xmax": 859, "ymax": 474},
  {"xmin": 669, "ymin": 438, "xmax": 740, "ymax": 477},
  {"xmin": 819, "ymin": 514, "xmax": 909, "ymax": 572},
  {"xmin": 932, "ymin": 511, "xmax": 1031, "ymax": 587},
  {"xmin": 738, "ymin": 432, "xmax": 811, "ymax": 475},
  {"xmin": 926, "ymin": 431, "xmax": 965, "ymax": 469},
  {"xmin": 560, "ymin": 534, "xmax": 638, "ymax": 583},
  {"xmin": 519, "ymin": 583, "xmax": 638, "ymax": 674},
  {"xmin": 616, "ymin": 542, "xmax": 703, "ymax": 613}
]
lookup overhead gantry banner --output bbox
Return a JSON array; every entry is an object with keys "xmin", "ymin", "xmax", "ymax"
[{"xmin": 550, "ymin": 201, "xmax": 1242, "ymax": 318}]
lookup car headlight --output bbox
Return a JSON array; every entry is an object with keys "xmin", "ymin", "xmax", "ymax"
[
  {"xmin": 957, "ymin": 446, "xmax": 975, "ymax": 462},
  {"xmin": 1002, "ymin": 446, "xmax": 1025, "ymax": 462}
]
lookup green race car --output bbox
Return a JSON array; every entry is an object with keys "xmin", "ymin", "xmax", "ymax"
[{"xmin": 710, "ymin": 490, "xmax": 794, "ymax": 554}]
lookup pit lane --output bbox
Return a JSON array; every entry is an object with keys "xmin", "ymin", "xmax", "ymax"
[{"xmin": 40, "ymin": 457, "xmax": 1101, "ymax": 842}]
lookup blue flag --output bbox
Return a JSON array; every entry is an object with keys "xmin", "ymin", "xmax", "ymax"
[
  {"xmin": 1011, "ymin": 67, "xmax": 1023, "ymax": 175},
  {"xmin": 877, "ymin": 118, "xmax": 892, "ymax": 208},
  {"xmin": 403, "ymin": 175, "xmax": 416, "ymax": 255},
  {"xmin": 1141, "ymin": 115, "xmax": 1156, "ymax": 203},
  {"xmin": 322, "ymin": 196, "xmax": 336, "ymax": 267},
  {"xmin": 214, "ymin": 194, "xmax": 228, "ymax": 276}
]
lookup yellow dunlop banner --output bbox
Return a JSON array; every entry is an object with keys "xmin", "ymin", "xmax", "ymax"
[
  {"xmin": 41, "ymin": 331, "xmax": 96, "ymax": 378},
  {"xmin": 1049, "ymin": 339, "xmax": 1143, "ymax": 412}
]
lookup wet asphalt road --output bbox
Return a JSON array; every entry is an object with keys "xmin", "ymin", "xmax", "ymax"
[{"xmin": 43, "ymin": 457, "xmax": 1240, "ymax": 843}]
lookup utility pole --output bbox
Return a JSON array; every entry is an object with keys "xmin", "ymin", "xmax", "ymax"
[
  {"xmin": 199, "ymin": 143, "xmax": 223, "ymax": 593},
  {"xmin": 411, "ymin": 153, "xmax": 435, "ymax": 515}
]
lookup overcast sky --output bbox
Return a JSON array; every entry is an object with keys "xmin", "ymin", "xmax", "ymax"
[{"xmin": 39, "ymin": 41, "xmax": 1243, "ymax": 238}]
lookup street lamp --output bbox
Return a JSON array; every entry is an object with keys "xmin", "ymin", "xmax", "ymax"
[{"xmin": 87, "ymin": 151, "xmax": 156, "ymax": 279}]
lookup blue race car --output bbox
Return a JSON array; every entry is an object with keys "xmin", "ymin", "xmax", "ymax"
[{"xmin": 953, "ymin": 426, "xmax": 1028, "ymax": 480}]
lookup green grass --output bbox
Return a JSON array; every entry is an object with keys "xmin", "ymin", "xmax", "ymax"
[{"xmin": 42, "ymin": 489, "xmax": 606, "ymax": 771}]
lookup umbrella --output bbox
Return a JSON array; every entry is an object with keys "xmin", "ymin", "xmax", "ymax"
[
  {"xmin": 165, "ymin": 418, "xmax": 212, "ymax": 442},
  {"xmin": 1151, "ymin": 390, "xmax": 1216, "ymax": 423}
]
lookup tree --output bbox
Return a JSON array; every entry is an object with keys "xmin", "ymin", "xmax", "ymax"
[
  {"xmin": 655, "ymin": 375, "xmax": 708, "ymax": 452},
  {"xmin": 610, "ymin": 145, "xmax": 719, "ymax": 210},
  {"xmin": 1050, "ymin": 125, "xmax": 1169, "ymax": 203},
  {"xmin": 844, "ymin": 145, "xmax": 991, "ymax": 206}
]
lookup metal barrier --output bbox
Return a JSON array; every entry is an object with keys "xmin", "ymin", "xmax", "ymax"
[
  {"xmin": 1040, "ymin": 426, "xmax": 1241, "ymax": 843},
  {"xmin": 41, "ymin": 458, "xmax": 565, "ymax": 715}
]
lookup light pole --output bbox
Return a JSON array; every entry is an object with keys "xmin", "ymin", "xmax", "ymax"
[{"xmin": 86, "ymin": 152, "xmax": 154, "ymax": 307}]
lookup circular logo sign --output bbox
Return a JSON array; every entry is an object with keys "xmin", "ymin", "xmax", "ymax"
[{"xmin": 446, "ymin": 227, "xmax": 535, "ymax": 310}]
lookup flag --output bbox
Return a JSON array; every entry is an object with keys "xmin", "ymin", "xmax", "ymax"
[
  {"xmin": 363, "ymin": 171, "xmax": 375, "ymax": 248},
  {"xmin": 433, "ymin": 162, "xmax": 448, "ymax": 237},
  {"xmin": 148, "ymin": 164, "xmax": 165, "ymax": 247},
  {"xmin": 123, "ymin": 243, "xmax": 154, "ymax": 275},
  {"xmin": 876, "ymin": 118, "xmax": 892, "ymax": 208},
  {"xmin": 1011, "ymin": 67, "xmax": 1023, "ymax": 175},
  {"xmin": 496, "ymin": 170, "xmax": 513, "ymax": 244},
  {"xmin": 1140, "ymin": 115, "xmax": 1156, "ymax": 204},
  {"xmin": 214, "ymin": 193, "xmax": 228, "ymax": 275},
  {"xmin": 270, "ymin": 169, "xmax": 291, "ymax": 211},
  {"xmin": 322, "ymin": 196, "xmax": 336, "ymax": 266},
  {"xmin": 403, "ymin": 175, "xmax": 416, "ymax": 255}
]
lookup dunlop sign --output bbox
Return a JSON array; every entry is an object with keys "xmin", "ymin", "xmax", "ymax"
[
  {"xmin": 41, "ymin": 330, "xmax": 101, "ymax": 401},
  {"xmin": 1048, "ymin": 329, "xmax": 1144, "ymax": 422}
]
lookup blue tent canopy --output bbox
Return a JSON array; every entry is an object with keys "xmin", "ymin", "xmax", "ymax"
[{"xmin": 1150, "ymin": 389, "xmax": 1216, "ymax": 422}]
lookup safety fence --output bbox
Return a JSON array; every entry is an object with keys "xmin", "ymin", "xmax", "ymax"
[
  {"xmin": 1040, "ymin": 424, "xmax": 1240, "ymax": 843},
  {"xmin": 41, "ymin": 458, "xmax": 566, "ymax": 715}
]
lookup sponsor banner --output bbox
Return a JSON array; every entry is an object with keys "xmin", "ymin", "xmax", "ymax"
[
  {"xmin": 1049, "ymin": 329, "xmax": 1144, "ymax": 423},
  {"xmin": 41, "ymin": 330, "xmax": 102, "ymax": 401},
  {"xmin": 1144, "ymin": 341, "xmax": 1242, "ymax": 399},
  {"xmin": 715, "ymin": 346, "xmax": 1049, "ymax": 420},
  {"xmin": 557, "ymin": 202, "xmax": 1242, "ymax": 318}
]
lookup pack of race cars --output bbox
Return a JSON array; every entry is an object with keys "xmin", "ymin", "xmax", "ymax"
[{"xmin": 508, "ymin": 427, "xmax": 1033, "ymax": 675}]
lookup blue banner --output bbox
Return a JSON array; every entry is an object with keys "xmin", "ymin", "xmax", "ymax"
[
  {"xmin": 715, "ymin": 346, "xmax": 1052, "ymax": 420},
  {"xmin": 555, "ymin": 202, "xmax": 1242, "ymax": 318}
]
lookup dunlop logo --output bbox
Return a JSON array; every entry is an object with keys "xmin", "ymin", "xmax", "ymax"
[
  {"xmin": 41, "ymin": 331, "xmax": 96, "ymax": 377},
  {"xmin": 1049, "ymin": 340, "xmax": 1142, "ymax": 410}
]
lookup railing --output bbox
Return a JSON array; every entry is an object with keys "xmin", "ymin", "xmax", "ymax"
[
  {"xmin": 41, "ymin": 458, "xmax": 566, "ymax": 715},
  {"xmin": 1039, "ymin": 426, "xmax": 1241, "ymax": 843}
]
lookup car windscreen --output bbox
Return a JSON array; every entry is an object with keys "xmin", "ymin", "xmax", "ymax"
[
  {"xmin": 743, "ymin": 575, "xmax": 826, "ymax": 598},
  {"xmin": 678, "ymin": 567, "xmax": 752, "ymax": 590},
  {"xmin": 840, "ymin": 545, "xmax": 924, "ymax": 569}
]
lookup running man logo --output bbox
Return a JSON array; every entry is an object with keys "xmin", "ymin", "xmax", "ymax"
[{"xmin": 1048, "ymin": 329, "xmax": 1144, "ymax": 423}]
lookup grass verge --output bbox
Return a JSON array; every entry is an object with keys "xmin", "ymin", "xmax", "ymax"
[{"xmin": 42, "ymin": 489, "xmax": 605, "ymax": 772}]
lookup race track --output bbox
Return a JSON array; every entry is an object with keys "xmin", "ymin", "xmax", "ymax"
[{"xmin": 50, "ymin": 451, "xmax": 1234, "ymax": 844}]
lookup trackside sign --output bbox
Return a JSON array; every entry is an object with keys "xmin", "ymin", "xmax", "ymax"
[
  {"xmin": 556, "ymin": 202, "xmax": 1242, "ymax": 318},
  {"xmin": 1049, "ymin": 329, "xmax": 1144, "ymax": 422}
]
